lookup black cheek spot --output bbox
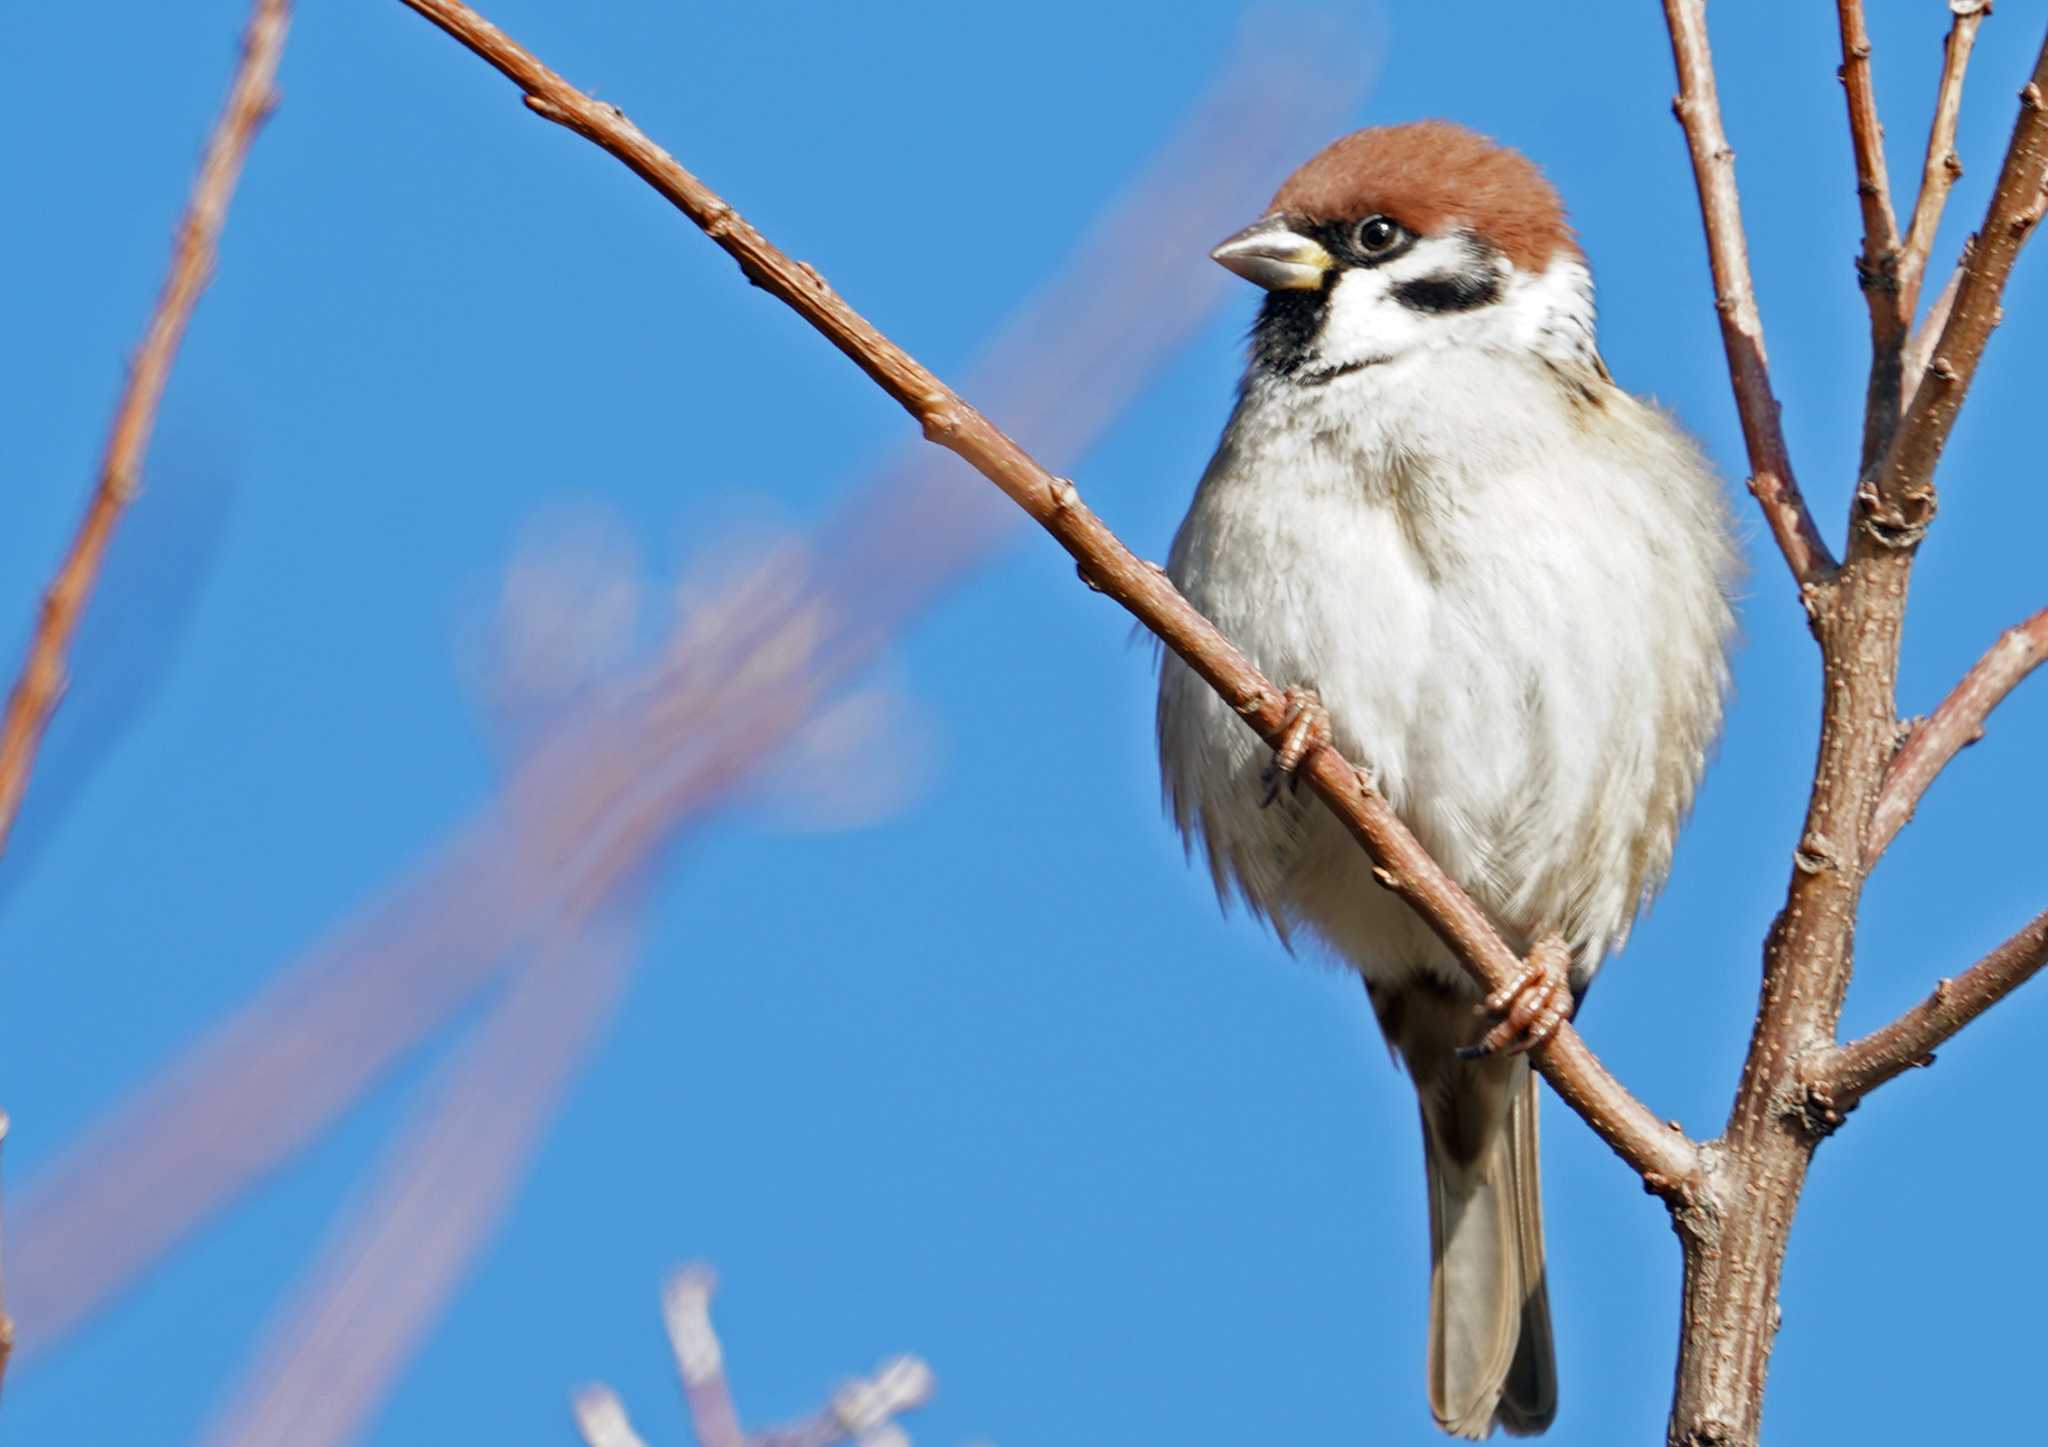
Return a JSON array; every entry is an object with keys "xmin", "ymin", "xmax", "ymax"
[{"xmin": 1391, "ymin": 268, "xmax": 1503, "ymax": 314}]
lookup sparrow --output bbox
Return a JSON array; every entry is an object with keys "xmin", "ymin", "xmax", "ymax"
[{"xmin": 1155, "ymin": 123, "xmax": 1736, "ymax": 1438}]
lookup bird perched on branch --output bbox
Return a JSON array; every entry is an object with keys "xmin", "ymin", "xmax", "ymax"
[{"xmin": 1155, "ymin": 123, "xmax": 1736, "ymax": 1438}]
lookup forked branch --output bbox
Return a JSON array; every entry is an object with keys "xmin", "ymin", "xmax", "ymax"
[
  {"xmin": 1859, "ymin": 30, "xmax": 2048, "ymax": 548},
  {"xmin": 394, "ymin": 0, "xmax": 1698, "ymax": 1189},
  {"xmin": 1899, "ymin": 2, "xmax": 1993, "ymax": 310},
  {"xmin": 0, "ymin": 0, "xmax": 290, "ymax": 862},
  {"xmin": 1664, "ymin": 0, "xmax": 1836, "ymax": 590}
]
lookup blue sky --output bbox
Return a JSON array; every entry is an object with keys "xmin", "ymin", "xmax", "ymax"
[{"xmin": 5, "ymin": 3, "xmax": 2046, "ymax": 1443}]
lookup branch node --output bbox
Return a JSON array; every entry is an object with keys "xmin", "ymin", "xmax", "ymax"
[
  {"xmin": 1792, "ymin": 1080, "xmax": 1848, "ymax": 1141},
  {"xmin": 1046, "ymin": 476, "xmax": 1079, "ymax": 512},
  {"xmin": 1075, "ymin": 562, "xmax": 1104, "ymax": 595},
  {"xmin": 1792, "ymin": 831, "xmax": 1843, "ymax": 875}
]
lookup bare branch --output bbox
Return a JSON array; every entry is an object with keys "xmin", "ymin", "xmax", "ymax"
[
  {"xmin": 395, "ymin": 0, "xmax": 1698, "ymax": 1191},
  {"xmin": 1806, "ymin": 905, "xmax": 2048, "ymax": 1112},
  {"xmin": 1663, "ymin": 0, "xmax": 1837, "ymax": 590},
  {"xmin": 1866, "ymin": 605, "xmax": 2048, "ymax": 864},
  {"xmin": 0, "ymin": 0, "xmax": 289, "ymax": 861},
  {"xmin": 1899, "ymin": 1, "xmax": 1994, "ymax": 312},
  {"xmin": 0, "ymin": 1110, "xmax": 12, "ymax": 1398},
  {"xmin": 1835, "ymin": 0, "xmax": 1910, "ymax": 472},
  {"xmin": 1859, "ymin": 32, "xmax": 2048, "ymax": 549},
  {"xmin": 573, "ymin": 1385, "xmax": 654, "ymax": 1447},
  {"xmin": 1901, "ymin": 262, "xmax": 1961, "ymax": 399},
  {"xmin": 663, "ymin": 1267, "xmax": 746, "ymax": 1447}
]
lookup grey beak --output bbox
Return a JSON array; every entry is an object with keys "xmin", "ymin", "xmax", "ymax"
[{"xmin": 1210, "ymin": 217, "xmax": 1334, "ymax": 291}]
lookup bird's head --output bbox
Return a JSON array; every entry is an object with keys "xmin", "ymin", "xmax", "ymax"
[{"xmin": 1214, "ymin": 122, "xmax": 1596, "ymax": 385}]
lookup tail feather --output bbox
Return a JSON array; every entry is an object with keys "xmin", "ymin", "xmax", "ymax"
[{"xmin": 1421, "ymin": 1063, "xmax": 1557, "ymax": 1439}]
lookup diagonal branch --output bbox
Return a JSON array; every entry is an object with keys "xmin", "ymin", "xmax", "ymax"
[
  {"xmin": 1858, "ymin": 30, "xmax": 2048, "ymax": 550},
  {"xmin": 1866, "ymin": 605, "xmax": 2048, "ymax": 864},
  {"xmin": 0, "ymin": 0, "xmax": 289, "ymax": 861},
  {"xmin": 1664, "ymin": 0, "xmax": 1836, "ymax": 592},
  {"xmin": 393, "ymin": 0, "xmax": 1698, "ymax": 1191},
  {"xmin": 1805, "ymin": 905, "xmax": 2048, "ymax": 1113},
  {"xmin": 1899, "ymin": 2, "xmax": 1994, "ymax": 315}
]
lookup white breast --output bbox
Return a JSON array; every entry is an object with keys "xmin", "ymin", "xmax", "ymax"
[{"xmin": 1156, "ymin": 347, "xmax": 1735, "ymax": 996}]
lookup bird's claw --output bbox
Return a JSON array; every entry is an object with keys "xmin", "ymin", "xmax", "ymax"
[
  {"xmin": 1459, "ymin": 935, "xmax": 1575, "ymax": 1059},
  {"xmin": 1260, "ymin": 686, "xmax": 1332, "ymax": 807}
]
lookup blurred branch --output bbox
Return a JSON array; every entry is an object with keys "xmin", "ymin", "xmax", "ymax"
[
  {"xmin": 10, "ymin": 21, "xmax": 1358, "ymax": 1365},
  {"xmin": 1663, "ymin": 0, "xmax": 1835, "ymax": 591},
  {"xmin": 392, "ymin": 0, "xmax": 1696, "ymax": 1191},
  {"xmin": 0, "ymin": 0, "xmax": 288, "ymax": 861},
  {"xmin": 198, "ymin": 919, "xmax": 636, "ymax": 1447},
  {"xmin": 1866, "ymin": 605, "xmax": 2048, "ymax": 864},
  {"xmin": 662, "ymin": 1267, "xmax": 746, "ymax": 1447},
  {"xmin": 577, "ymin": 1267, "xmax": 938, "ymax": 1447},
  {"xmin": 1806, "ymin": 905, "xmax": 2048, "ymax": 1114}
]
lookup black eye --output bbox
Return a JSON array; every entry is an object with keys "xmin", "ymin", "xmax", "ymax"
[{"xmin": 1353, "ymin": 215, "xmax": 1401, "ymax": 254}]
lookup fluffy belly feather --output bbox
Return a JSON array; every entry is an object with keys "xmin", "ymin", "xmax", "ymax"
[{"xmin": 1155, "ymin": 359, "xmax": 1734, "ymax": 997}]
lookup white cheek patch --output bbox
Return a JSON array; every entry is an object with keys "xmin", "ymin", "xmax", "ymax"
[
  {"xmin": 1316, "ymin": 266, "xmax": 1428, "ymax": 367},
  {"xmin": 1307, "ymin": 237, "xmax": 1592, "ymax": 374}
]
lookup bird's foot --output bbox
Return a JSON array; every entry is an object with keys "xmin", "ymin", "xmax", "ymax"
[
  {"xmin": 1459, "ymin": 934, "xmax": 1575, "ymax": 1059},
  {"xmin": 1260, "ymin": 686, "xmax": 1332, "ymax": 807}
]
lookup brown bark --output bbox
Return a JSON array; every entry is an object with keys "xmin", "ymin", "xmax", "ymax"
[{"xmin": 1659, "ymin": 10, "xmax": 2048, "ymax": 1444}]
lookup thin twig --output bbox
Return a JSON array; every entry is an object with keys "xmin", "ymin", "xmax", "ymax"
[
  {"xmin": 573, "ymin": 1386, "xmax": 654, "ymax": 1447},
  {"xmin": 0, "ymin": 1110, "xmax": 12, "ymax": 1398},
  {"xmin": 0, "ymin": 0, "xmax": 289, "ymax": 860},
  {"xmin": 1899, "ymin": 1, "xmax": 1994, "ymax": 313},
  {"xmin": 1835, "ymin": 0, "xmax": 1909, "ymax": 471},
  {"xmin": 1806, "ymin": 905, "xmax": 2048, "ymax": 1112},
  {"xmin": 1859, "ymin": 32, "xmax": 2048, "ymax": 549},
  {"xmin": 663, "ymin": 1267, "xmax": 746, "ymax": 1447},
  {"xmin": 1866, "ymin": 605, "xmax": 2048, "ymax": 864},
  {"xmin": 1664, "ymin": 0, "xmax": 1836, "ymax": 591},
  {"xmin": 394, "ymin": 0, "xmax": 1698, "ymax": 1191},
  {"xmin": 1901, "ymin": 263, "xmax": 1962, "ymax": 399}
]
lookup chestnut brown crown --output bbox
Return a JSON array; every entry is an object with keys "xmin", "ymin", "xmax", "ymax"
[{"xmin": 1270, "ymin": 121, "xmax": 1578, "ymax": 273}]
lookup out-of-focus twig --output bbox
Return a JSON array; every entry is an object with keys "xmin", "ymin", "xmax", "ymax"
[
  {"xmin": 0, "ymin": 0, "xmax": 288, "ymax": 861},
  {"xmin": 10, "ymin": 21, "xmax": 1362, "ymax": 1367},
  {"xmin": 197, "ymin": 918, "xmax": 636, "ymax": 1447},
  {"xmin": 576, "ymin": 1267, "xmax": 940, "ymax": 1447},
  {"xmin": 662, "ymin": 1266, "xmax": 746, "ymax": 1447}
]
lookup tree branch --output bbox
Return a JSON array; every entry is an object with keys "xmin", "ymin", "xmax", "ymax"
[
  {"xmin": 394, "ymin": 0, "xmax": 1698, "ymax": 1191},
  {"xmin": 1866, "ymin": 604, "xmax": 2048, "ymax": 864},
  {"xmin": 1835, "ymin": 0, "xmax": 1908, "ymax": 471},
  {"xmin": 1805, "ymin": 905, "xmax": 2048, "ymax": 1112},
  {"xmin": 1859, "ymin": 30, "xmax": 2048, "ymax": 550},
  {"xmin": 1664, "ymin": 0, "xmax": 1837, "ymax": 592},
  {"xmin": 1899, "ymin": 2, "xmax": 1994, "ymax": 314},
  {"xmin": 0, "ymin": 0, "xmax": 289, "ymax": 862}
]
